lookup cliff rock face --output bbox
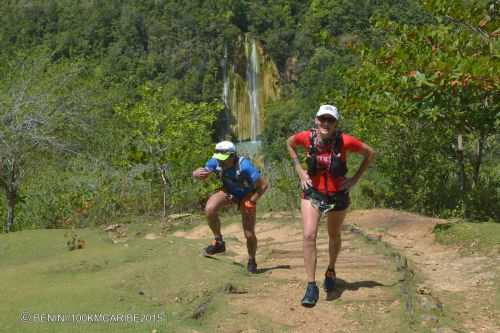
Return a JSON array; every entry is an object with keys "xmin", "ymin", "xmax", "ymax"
[{"xmin": 224, "ymin": 35, "xmax": 280, "ymax": 141}]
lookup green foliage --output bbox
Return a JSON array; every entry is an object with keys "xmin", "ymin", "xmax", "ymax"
[
  {"xmin": 246, "ymin": 0, "xmax": 308, "ymax": 71},
  {"xmin": 259, "ymin": 160, "xmax": 300, "ymax": 212},
  {"xmin": 297, "ymin": 46, "xmax": 355, "ymax": 103},
  {"xmin": 1, "ymin": 0, "xmax": 498, "ymax": 230},
  {"xmin": 262, "ymin": 0, "xmax": 499, "ymax": 221},
  {"xmin": 114, "ymin": 84, "xmax": 224, "ymax": 213},
  {"xmin": 304, "ymin": 0, "xmax": 374, "ymax": 40},
  {"xmin": 262, "ymin": 99, "xmax": 312, "ymax": 161},
  {"xmin": 0, "ymin": 49, "xmax": 100, "ymax": 231},
  {"xmin": 339, "ymin": 0, "xmax": 500, "ymax": 218}
]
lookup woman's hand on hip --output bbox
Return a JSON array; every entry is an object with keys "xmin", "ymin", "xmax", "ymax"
[{"xmin": 298, "ymin": 170, "xmax": 313, "ymax": 190}]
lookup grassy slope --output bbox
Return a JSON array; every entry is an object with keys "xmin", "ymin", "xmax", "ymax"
[
  {"xmin": 433, "ymin": 221, "xmax": 500, "ymax": 253},
  {"xmin": 3, "ymin": 213, "xmax": 498, "ymax": 333},
  {"xmin": 433, "ymin": 220, "xmax": 500, "ymax": 329},
  {"xmin": 0, "ymin": 218, "xmax": 277, "ymax": 333}
]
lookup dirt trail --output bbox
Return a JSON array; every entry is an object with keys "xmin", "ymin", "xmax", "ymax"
[
  {"xmin": 349, "ymin": 209, "xmax": 500, "ymax": 333},
  {"xmin": 175, "ymin": 213, "xmax": 406, "ymax": 333},
  {"xmin": 174, "ymin": 209, "xmax": 499, "ymax": 333}
]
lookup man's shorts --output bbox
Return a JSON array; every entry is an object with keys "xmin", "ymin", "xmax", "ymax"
[
  {"xmin": 222, "ymin": 189, "xmax": 256, "ymax": 213},
  {"xmin": 302, "ymin": 188, "xmax": 350, "ymax": 214}
]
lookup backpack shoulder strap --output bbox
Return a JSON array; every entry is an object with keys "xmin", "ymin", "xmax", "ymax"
[
  {"xmin": 309, "ymin": 128, "xmax": 317, "ymax": 153},
  {"xmin": 333, "ymin": 130, "xmax": 343, "ymax": 154},
  {"xmin": 214, "ymin": 160, "xmax": 222, "ymax": 175},
  {"xmin": 236, "ymin": 156, "xmax": 245, "ymax": 176}
]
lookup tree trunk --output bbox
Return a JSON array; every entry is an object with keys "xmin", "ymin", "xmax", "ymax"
[
  {"xmin": 5, "ymin": 190, "xmax": 16, "ymax": 233},
  {"xmin": 457, "ymin": 134, "xmax": 466, "ymax": 192},
  {"xmin": 472, "ymin": 133, "xmax": 485, "ymax": 188},
  {"xmin": 456, "ymin": 134, "xmax": 467, "ymax": 217},
  {"xmin": 159, "ymin": 164, "xmax": 170, "ymax": 218},
  {"xmin": 2, "ymin": 159, "xmax": 18, "ymax": 233}
]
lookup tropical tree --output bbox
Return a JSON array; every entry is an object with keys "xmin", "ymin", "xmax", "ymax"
[
  {"xmin": 114, "ymin": 84, "xmax": 224, "ymax": 211},
  {"xmin": 0, "ymin": 51, "xmax": 93, "ymax": 231},
  {"xmin": 341, "ymin": 0, "xmax": 499, "ymax": 217}
]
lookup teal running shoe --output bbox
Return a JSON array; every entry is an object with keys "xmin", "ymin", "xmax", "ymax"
[{"xmin": 301, "ymin": 282, "xmax": 319, "ymax": 308}]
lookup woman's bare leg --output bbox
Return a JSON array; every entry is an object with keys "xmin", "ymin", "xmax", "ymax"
[
  {"xmin": 301, "ymin": 198, "xmax": 322, "ymax": 282},
  {"xmin": 326, "ymin": 209, "xmax": 348, "ymax": 270}
]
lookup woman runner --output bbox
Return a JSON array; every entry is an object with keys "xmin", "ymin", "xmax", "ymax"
[{"xmin": 286, "ymin": 104, "xmax": 374, "ymax": 307}]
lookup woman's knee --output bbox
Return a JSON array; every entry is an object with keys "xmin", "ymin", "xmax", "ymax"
[{"xmin": 303, "ymin": 231, "xmax": 317, "ymax": 244}]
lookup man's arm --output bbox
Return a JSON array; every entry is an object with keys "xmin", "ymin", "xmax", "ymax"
[
  {"xmin": 249, "ymin": 177, "xmax": 268, "ymax": 203},
  {"xmin": 192, "ymin": 167, "xmax": 211, "ymax": 180},
  {"xmin": 193, "ymin": 159, "xmax": 218, "ymax": 180}
]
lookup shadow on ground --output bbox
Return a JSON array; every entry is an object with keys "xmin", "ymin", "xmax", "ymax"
[
  {"xmin": 326, "ymin": 278, "xmax": 393, "ymax": 301},
  {"xmin": 257, "ymin": 265, "xmax": 291, "ymax": 274},
  {"xmin": 202, "ymin": 254, "xmax": 291, "ymax": 274}
]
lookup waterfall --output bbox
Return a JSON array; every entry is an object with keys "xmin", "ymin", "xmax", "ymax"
[
  {"xmin": 222, "ymin": 44, "xmax": 229, "ymax": 110},
  {"xmin": 218, "ymin": 36, "xmax": 278, "ymax": 144},
  {"xmin": 246, "ymin": 37, "xmax": 260, "ymax": 142}
]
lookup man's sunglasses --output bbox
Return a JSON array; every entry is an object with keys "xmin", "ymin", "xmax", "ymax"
[{"xmin": 215, "ymin": 150, "xmax": 234, "ymax": 154}]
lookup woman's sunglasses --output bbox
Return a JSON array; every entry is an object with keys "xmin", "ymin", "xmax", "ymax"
[{"xmin": 317, "ymin": 116, "xmax": 337, "ymax": 123}]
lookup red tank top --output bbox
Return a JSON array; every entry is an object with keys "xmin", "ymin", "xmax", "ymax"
[{"xmin": 291, "ymin": 130, "xmax": 364, "ymax": 193}]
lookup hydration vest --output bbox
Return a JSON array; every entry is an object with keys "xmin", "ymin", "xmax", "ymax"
[
  {"xmin": 214, "ymin": 156, "xmax": 254, "ymax": 190},
  {"xmin": 306, "ymin": 129, "xmax": 347, "ymax": 177}
]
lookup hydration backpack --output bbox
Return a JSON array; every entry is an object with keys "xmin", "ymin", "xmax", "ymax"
[
  {"xmin": 306, "ymin": 129, "xmax": 347, "ymax": 177},
  {"xmin": 215, "ymin": 156, "xmax": 254, "ymax": 189}
]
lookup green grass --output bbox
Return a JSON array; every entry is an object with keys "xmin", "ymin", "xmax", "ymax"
[
  {"xmin": 433, "ymin": 220, "xmax": 500, "ymax": 328},
  {"xmin": 433, "ymin": 221, "xmax": 500, "ymax": 254},
  {"xmin": 433, "ymin": 220, "xmax": 500, "ymax": 331},
  {"xmin": 0, "ymin": 216, "xmax": 278, "ymax": 333}
]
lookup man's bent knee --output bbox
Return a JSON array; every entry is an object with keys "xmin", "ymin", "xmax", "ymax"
[
  {"xmin": 205, "ymin": 205, "xmax": 219, "ymax": 218},
  {"xmin": 243, "ymin": 229, "xmax": 256, "ymax": 240}
]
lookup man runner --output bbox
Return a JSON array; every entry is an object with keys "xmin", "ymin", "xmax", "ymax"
[{"xmin": 192, "ymin": 141, "xmax": 268, "ymax": 273}]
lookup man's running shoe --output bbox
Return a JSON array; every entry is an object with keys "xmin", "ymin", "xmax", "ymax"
[
  {"xmin": 323, "ymin": 267, "xmax": 336, "ymax": 293},
  {"xmin": 247, "ymin": 258, "xmax": 257, "ymax": 274},
  {"xmin": 301, "ymin": 282, "xmax": 319, "ymax": 308},
  {"xmin": 204, "ymin": 239, "xmax": 226, "ymax": 255}
]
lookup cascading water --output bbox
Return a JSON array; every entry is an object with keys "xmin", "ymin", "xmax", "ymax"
[
  {"xmin": 219, "ymin": 35, "xmax": 278, "ymax": 150},
  {"xmin": 214, "ymin": 42, "xmax": 232, "ymax": 141},
  {"xmin": 246, "ymin": 37, "xmax": 260, "ymax": 142},
  {"xmin": 222, "ymin": 44, "xmax": 229, "ymax": 110}
]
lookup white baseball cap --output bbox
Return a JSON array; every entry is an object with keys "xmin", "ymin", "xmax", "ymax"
[
  {"xmin": 212, "ymin": 141, "xmax": 236, "ymax": 161},
  {"xmin": 316, "ymin": 104, "xmax": 340, "ymax": 120}
]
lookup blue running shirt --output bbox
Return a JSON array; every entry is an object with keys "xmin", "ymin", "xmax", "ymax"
[{"xmin": 205, "ymin": 157, "xmax": 261, "ymax": 200}]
